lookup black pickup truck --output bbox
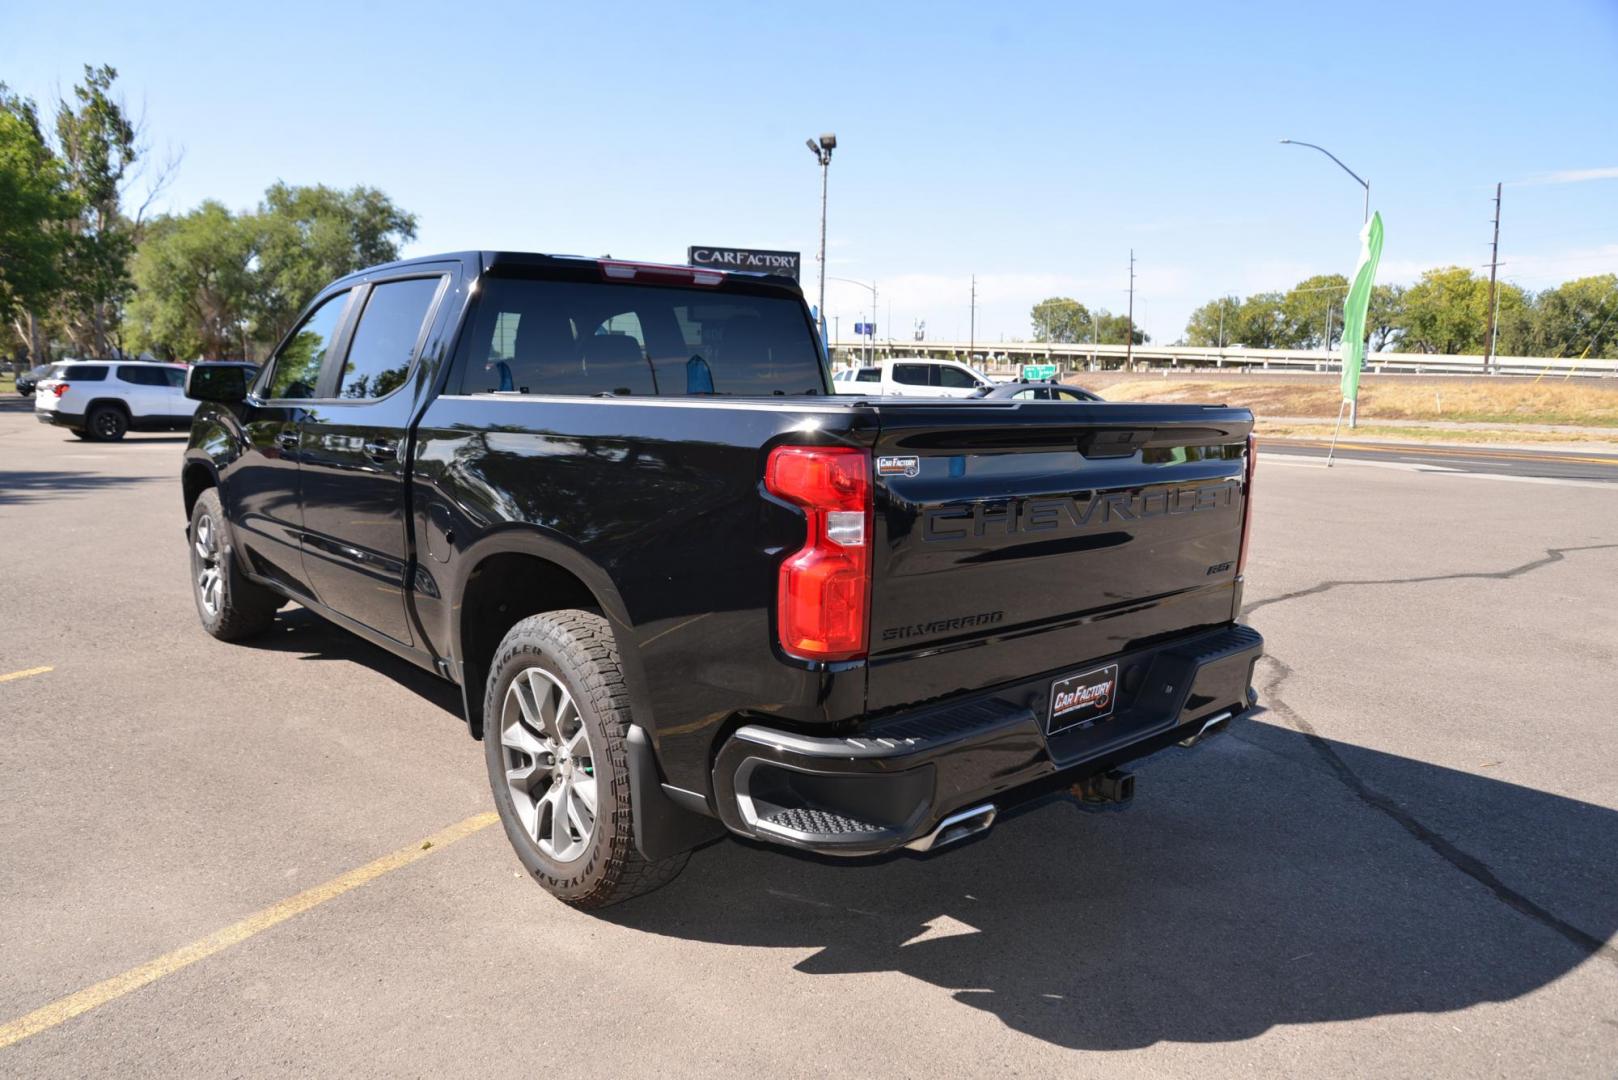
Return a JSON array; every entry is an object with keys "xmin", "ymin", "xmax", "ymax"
[{"xmin": 180, "ymin": 252, "xmax": 1262, "ymax": 908}]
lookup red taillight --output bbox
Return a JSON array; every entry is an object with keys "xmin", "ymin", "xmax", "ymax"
[
  {"xmin": 52, "ymin": 383, "xmax": 69, "ymax": 397},
  {"xmin": 1236, "ymin": 433, "xmax": 1257, "ymax": 575},
  {"xmin": 598, "ymin": 260, "xmax": 723, "ymax": 287},
  {"xmin": 764, "ymin": 445, "xmax": 872, "ymax": 661}
]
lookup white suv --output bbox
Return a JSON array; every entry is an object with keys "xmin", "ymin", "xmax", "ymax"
[
  {"xmin": 34, "ymin": 360, "xmax": 201, "ymax": 441},
  {"xmin": 831, "ymin": 357, "xmax": 995, "ymax": 397}
]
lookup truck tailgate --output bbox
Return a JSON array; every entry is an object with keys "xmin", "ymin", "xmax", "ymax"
[{"xmin": 865, "ymin": 401, "xmax": 1253, "ymax": 714}]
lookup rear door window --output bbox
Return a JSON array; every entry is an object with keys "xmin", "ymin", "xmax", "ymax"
[
  {"xmin": 264, "ymin": 292, "xmax": 349, "ymax": 400},
  {"xmin": 936, "ymin": 365, "xmax": 979, "ymax": 389},
  {"xmin": 336, "ymin": 277, "xmax": 443, "ymax": 400},
  {"xmin": 854, "ymin": 367, "xmax": 880, "ymax": 383},
  {"xmin": 116, "ymin": 366, "xmax": 168, "ymax": 386},
  {"xmin": 63, "ymin": 365, "xmax": 107, "ymax": 381},
  {"xmin": 892, "ymin": 364, "xmax": 931, "ymax": 386},
  {"xmin": 452, "ymin": 277, "xmax": 824, "ymax": 397}
]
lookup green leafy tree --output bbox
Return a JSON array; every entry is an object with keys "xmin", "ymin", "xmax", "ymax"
[
  {"xmin": 1529, "ymin": 275, "xmax": 1618, "ymax": 359},
  {"xmin": 53, "ymin": 65, "xmax": 140, "ymax": 357},
  {"xmin": 253, "ymin": 182, "xmax": 417, "ymax": 343},
  {"xmin": 1029, "ymin": 296, "xmax": 1091, "ymax": 342},
  {"xmin": 1367, "ymin": 283, "xmax": 1405, "ymax": 352},
  {"xmin": 1230, "ymin": 292, "xmax": 1289, "ymax": 348},
  {"xmin": 1395, "ymin": 266, "xmax": 1490, "ymax": 354},
  {"xmin": 1094, "ymin": 309, "xmax": 1147, "ymax": 345},
  {"xmin": 1183, "ymin": 295, "xmax": 1242, "ymax": 347},
  {"xmin": 123, "ymin": 201, "xmax": 257, "ymax": 360},
  {"xmin": 0, "ymin": 84, "xmax": 75, "ymax": 361},
  {"xmin": 1280, "ymin": 274, "xmax": 1350, "ymax": 349}
]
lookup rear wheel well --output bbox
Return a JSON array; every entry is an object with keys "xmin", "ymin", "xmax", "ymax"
[
  {"xmin": 459, "ymin": 552, "xmax": 601, "ymax": 738},
  {"xmin": 85, "ymin": 397, "xmax": 132, "ymax": 418}
]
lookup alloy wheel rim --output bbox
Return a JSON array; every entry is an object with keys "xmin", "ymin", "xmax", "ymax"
[
  {"xmin": 194, "ymin": 514, "xmax": 222, "ymax": 616},
  {"xmin": 96, "ymin": 412, "xmax": 119, "ymax": 437},
  {"xmin": 500, "ymin": 667, "xmax": 597, "ymax": 863}
]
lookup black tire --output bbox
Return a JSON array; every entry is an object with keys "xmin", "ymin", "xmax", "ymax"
[
  {"xmin": 188, "ymin": 489, "xmax": 283, "ymax": 641},
  {"xmin": 86, "ymin": 404, "xmax": 128, "ymax": 441},
  {"xmin": 484, "ymin": 610, "xmax": 689, "ymax": 909}
]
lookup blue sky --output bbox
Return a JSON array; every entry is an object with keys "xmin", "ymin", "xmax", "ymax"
[{"xmin": 4, "ymin": 0, "xmax": 1616, "ymax": 344}]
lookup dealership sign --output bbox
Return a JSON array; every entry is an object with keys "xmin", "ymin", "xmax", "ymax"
[{"xmin": 687, "ymin": 246, "xmax": 801, "ymax": 281}]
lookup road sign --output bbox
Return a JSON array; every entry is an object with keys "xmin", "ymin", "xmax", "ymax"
[
  {"xmin": 1022, "ymin": 363, "xmax": 1058, "ymax": 380},
  {"xmin": 854, "ymin": 322, "xmax": 875, "ymax": 336}
]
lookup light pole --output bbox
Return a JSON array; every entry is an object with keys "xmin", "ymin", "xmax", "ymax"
[
  {"xmin": 1282, "ymin": 137, "xmax": 1370, "ymax": 431},
  {"xmin": 828, "ymin": 275, "xmax": 877, "ymax": 365},
  {"xmin": 805, "ymin": 133, "xmax": 836, "ymax": 348},
  {"xmin": 1280, "ymin": 138, "xmax": 1369, "ymax": 224}
]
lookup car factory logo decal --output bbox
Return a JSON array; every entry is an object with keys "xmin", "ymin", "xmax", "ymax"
[
  {"xmin": 877, "ymin": 455, "xmax": 920, "ymax": 477},
  {"xmin": 1048, "ymin": 664, "xmax": 1119, "ymax": 733}
]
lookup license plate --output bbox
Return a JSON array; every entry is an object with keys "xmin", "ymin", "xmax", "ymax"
[{"xmin": 1047, "ymin": 664, "xmax": 1119, "ymax": 735}]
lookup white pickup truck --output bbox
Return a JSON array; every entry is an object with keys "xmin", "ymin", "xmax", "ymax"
[{"xmin": 831, "ymin": 357, "xmax": 997, "ymax": 397}]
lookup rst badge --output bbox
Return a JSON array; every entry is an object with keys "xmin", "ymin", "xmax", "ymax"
[{"xmin": 1047, "ymin": 664, "xmax": 1119, "ymax": 735}]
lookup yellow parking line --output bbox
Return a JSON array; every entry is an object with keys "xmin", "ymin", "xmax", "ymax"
[
  {"xmin": 0, "ymin": 811, "xmax": 499, "ymax": 1050},
  {"xmin": 0, "ymin": 666, "xmax": 53, "ymax": 684}
]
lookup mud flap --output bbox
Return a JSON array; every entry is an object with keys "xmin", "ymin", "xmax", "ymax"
[{"xmin": 627, "ymin": 724, "xmax": 727, "ymax": 860}]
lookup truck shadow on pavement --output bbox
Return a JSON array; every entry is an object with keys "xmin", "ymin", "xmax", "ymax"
[
  {"xmin": 243, "ymin": 607, "xmax": 466, "ymax": 716},
  {"xmin": 606, "ymin": 714, "xmax": 1618, "ymax": 1051}
]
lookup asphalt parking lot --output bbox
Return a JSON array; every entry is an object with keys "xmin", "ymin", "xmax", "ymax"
[{"xmin": 2, "ymin": 397, "xmax": 1617, "ymax": 1077}]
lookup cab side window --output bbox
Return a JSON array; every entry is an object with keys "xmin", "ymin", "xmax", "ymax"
[
  {"xmin": 936, "ymin": 365, "xmax": 979, "ymax": 389},
  {"xmin": 892, "ymin": 364, "xmax": 931, "ymax": 386},
  {"xmin": 264, "ymin": 292, "xmax": 349, "ymax": 400},
  {"xmin": 336, "ymin": 278, "xmax": 443, "ymax": 400}
]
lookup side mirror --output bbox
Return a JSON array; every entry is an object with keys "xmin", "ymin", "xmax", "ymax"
[{"xmin": 186, "ymin": 364, "xmax": 249, "ymax": 403}]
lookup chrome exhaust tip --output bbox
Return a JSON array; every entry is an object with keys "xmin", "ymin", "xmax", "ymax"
[
  {"xmin": 905, "ymin": 803, "xmax": 997, "ymax": 852},
  {"xmin": 1178, "ymin": 709, "xmax": 1234, "ymax": 749}
]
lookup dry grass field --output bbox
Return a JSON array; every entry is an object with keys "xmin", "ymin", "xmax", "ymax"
[{"xmin": 1091, "ymin": 376, "xmax": 1618, "ymax": 428}]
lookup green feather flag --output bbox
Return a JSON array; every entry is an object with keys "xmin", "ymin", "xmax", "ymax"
[{"xmin": 1340, "ymin": 212, "xmax": 1384, "ymax": 402}]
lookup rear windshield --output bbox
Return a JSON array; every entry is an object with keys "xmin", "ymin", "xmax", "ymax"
[{"xmin": 451, "ymin": 277, "xmax": 826, "ymax": 397}]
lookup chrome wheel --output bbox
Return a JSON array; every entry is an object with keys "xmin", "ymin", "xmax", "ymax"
[
  {"xmin": 193, "ymin": 514, "xmax": 222, "ymax": 617},
  {"xmin": 500, "ymin": 667, "xmax": 597, "ymax": 863}
]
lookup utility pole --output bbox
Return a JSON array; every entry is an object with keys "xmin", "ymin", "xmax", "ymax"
[
  {"xmin": 969, "ymin": 275, "xmax": 977, "ymax": 363},
  {"xmin": 1483, "ymin": 181, "xmax": 1502, "ymax": 376},
  {"xmin": 1126, "ymin": 250, "xmax": 1136, "ymax": 369}
]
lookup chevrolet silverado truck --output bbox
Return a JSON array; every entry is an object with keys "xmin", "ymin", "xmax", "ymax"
[{"xmin": 180, "ymin": 251, "xmax": 1262, "ymax": 909}]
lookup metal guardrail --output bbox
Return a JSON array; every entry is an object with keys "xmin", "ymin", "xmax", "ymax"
[{"xmin": 828, "ymin": 341, "xmax": 1618, "ymax": 379}]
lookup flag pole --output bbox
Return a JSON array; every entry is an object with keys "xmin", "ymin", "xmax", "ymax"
[{"xmin": 1326, "ymin": 398, "xmax": 1348, "ymax": 467}]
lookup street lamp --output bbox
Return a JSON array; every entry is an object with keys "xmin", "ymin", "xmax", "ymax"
[
  {"xmin": 806, "ymin": 133, "xmax": 836, "ymax": 349},
  {"xmin": 1282, "ymin": 137, "xmax": 1372, "ymax": 436},
  {"xmin": 1279, "ymin": 138, "xmax": 1369, "ymax": 224},
  {"xmin": 828, "ymin": 275, "xmax": 877, "ymax": 365}
]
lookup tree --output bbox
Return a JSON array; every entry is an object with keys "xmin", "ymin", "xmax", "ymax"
[
  {"xmin": 1529, "ymin": 275, "xmax": 1618, "ymax": 359},
  {"xmin": 53, "ymin": 65, "xmax": 140, "ymax": 357},
  {"xmin": 0, "ymin": 84, "xmax": 74, "ymax": 361},
  {"xmin": 123, "ymin": 202, "xmax": 257, "ymax": 360},
  {"xmin": 1279, "ymin": 274, "xmax": 1350, "ymax": 349},
  {"xmin": 1029, "ymin": 296, "xmax": 1091, "ymax": 343},
  {"xmin": 1367, "ymin": 284, "xmax": 1405, "ymax": 352},
  {"xmin": 1396, "ymin": 266, "xmax": 1489, "ymax": 354},
  {"xmin": 1231, "ymin": 292, "xmax": 1289, "ymax": 348},
  {"xmin": 253, "ymin": 182, "xmax": 417, "ymax": 343},
  {"xmin": 1183, "ymin": 295, "xmax": 1242, "ymax": 347},
  {"xmin": 1094, "ymin": 309, "xmax": 1147, "ymax": 345}
]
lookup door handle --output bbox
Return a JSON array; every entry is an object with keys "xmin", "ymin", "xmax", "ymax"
[
  {"xmin": 363, "ymin": 438, "xmax": 399, "ymax": 463},
  {"xmin": 275, "ymin": 431, "xmax": 299, "ymax": 452}
]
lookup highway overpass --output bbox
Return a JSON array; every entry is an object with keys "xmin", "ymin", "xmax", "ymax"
[{"xmin": 828, "ymin": 340, "xmax": 1618, "ymax": 379}]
